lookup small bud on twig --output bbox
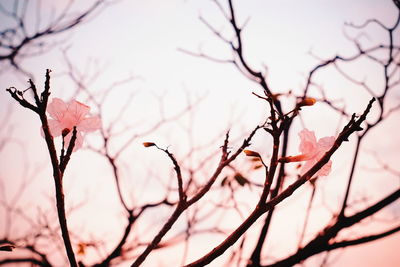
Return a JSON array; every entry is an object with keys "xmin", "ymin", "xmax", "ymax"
[
  {"xmin": 298, "ymin": 98, "xmax": 316, "ymax": 107},
  {"xmin": 143, "ymin": 142, "xmax": 156, "ymax": 147},
  {"xmin": 243, "ymin": 150, "xmax": 261, "ymax": 158},
  {"xmin": 62, "ymin": 128, "xmax": 71, "ymax": 137}
]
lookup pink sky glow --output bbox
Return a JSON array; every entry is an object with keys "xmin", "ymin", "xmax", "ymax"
[{"xmin": 0, "ymin": 0, "xmax": 399, "ymax": 266}]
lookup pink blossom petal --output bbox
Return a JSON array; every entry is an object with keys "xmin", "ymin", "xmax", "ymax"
[
  {"xmin": 300, "ymin": 158, "xmax": 316, "ymax": 175},
  {"xmin": 296, "ymin": 129, "xmax": 335, "ymax": 178},
  {"xmin": 315, "ymin": 160, "xmax": 332, "ymax": 177},
  {"xmin": 78, "ymin": 116, "xmax": 101, "ymax": 132},
  {"xmin": 47, "ymin": 119, "xmax": 63, "ymax": 137},
  {"xmin": 64, "ymin": 131, "xmax": 84, "ymax": 151},
  {"xmin": 317, "ymin": 136, "xmax": 335, "ymax": 151},
  {"xmin": 47, "ymin": 98, "xmax": 68, "ymax": 121},
  {"xmin": 67, "ymin": 100, "xmax": 90, "ymax": 123},
  {"xmin": 298, "ymin": 129, "xmax": 318, "ymax": 156},
  {"xmin": 60, "ymin": 113, "xmax": 78, "ymax": 130},
  {"xmin": 44, "ymin": 98, "xmax": 101, "ymax": 152},
  {"xmin": 300, "ymin": 158, "xmax": 332, "ymax": 177}
]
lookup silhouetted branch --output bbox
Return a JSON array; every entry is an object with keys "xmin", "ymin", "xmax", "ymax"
[
  {"xmin": 184, "ymin": 99, "xmax": 375, "ymax": 267},
  {"xmin": 131, "ymin": 125, "xmax": 262, "ymax": 266},
  {"xmin": 263, "ymin": 188, "xmax": 400, "ymax": 267},
  {"xmin": 327, "ymin": 225, "xmax": 400, "ymax": 250},
  {"xmin": 6, "ymin": 70, "xmax": 78, "ymax": 267},
  {"xmin": 0, "ymin": 0, "xmax": 106, "ymax": 74}
]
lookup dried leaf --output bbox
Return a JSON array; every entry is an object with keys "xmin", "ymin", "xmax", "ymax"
[{"xmin": 234, "ymin": 173, "xmax": 249, "ymax": 186}]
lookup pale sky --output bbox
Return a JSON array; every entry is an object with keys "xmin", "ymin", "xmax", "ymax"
[{"xmin": 0, "ymin": 0, "xmax": 399, "ymax": 266}]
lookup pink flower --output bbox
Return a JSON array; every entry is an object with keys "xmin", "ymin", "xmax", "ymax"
[
  {"xmin": 44, "ymin": 98, "xmax": 101, "ymax": 151},
  {"xmin": 283, "ymin": 129, "xmax": 335, "ymax": 177}
]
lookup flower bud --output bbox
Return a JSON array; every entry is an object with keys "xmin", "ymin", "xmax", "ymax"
[
  {"xmin": 279, "ymin": 155, "xmax": 308, "ymax": 163},
  {"xmin": 243, "ymin": 150, "xmax": 261, "ymax": 158},
  {"xmin": 143, "ymin": 142, "xmax": 156, "ymax": 147},
  {"xmin": 298, "ymin": 98, "xmax": 316, "ymax": 107},
  {"xmin": 62, "ymin": 128, "xmax": 71, "ymax": 137}
]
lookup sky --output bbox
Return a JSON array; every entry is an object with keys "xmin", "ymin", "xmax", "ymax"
[{"xmin": 0, "ymin": 0, "xmax": 399, "ymax": 266}]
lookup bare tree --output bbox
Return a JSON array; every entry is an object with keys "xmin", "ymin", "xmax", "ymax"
[
  {"xmin": 0, "ymin": 0, "xmax": 108, "ymax": 76},
  {"xmin": 1, "ymin": 0, "xmax": 400, "ymax": 267},
  {"xmin": 182, "ymin": 1, "xmax": 400, "ymax": 266}
]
